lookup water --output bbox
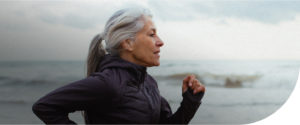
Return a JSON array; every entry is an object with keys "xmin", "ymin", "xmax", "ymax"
[{"xmin": 0, "ymin": 60, "xmax": 299, "ymax": 124}]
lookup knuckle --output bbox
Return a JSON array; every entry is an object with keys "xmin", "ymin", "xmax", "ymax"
[
  {"xmin": 190, "ymin": 74, "xmax": 195, "ymax": 78},
  {"xmin": 197, "ymin": 87, "xmax": 202, "ymax": 91}
]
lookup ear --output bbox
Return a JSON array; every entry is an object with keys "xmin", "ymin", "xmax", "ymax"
[{"xmin": 120, "ymin": 39, "xmax": 134, "ymax": 51}]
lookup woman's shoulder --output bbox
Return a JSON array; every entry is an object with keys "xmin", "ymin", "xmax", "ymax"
[
  {"xmin": 145, "ymin": 74, "xmax": 158, "ymax": 88},
  {"xmin": 90, "ymin": 68, "xmax": 130, "ymax": 94},
  {"xmin": 91, "ymin": 68, "xmax": 130, "ymax": 84}
]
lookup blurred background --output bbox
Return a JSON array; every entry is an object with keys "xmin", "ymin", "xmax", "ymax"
[{"xmin": 0, "ymin": 0, "xmax": 300, "ymax": 124}]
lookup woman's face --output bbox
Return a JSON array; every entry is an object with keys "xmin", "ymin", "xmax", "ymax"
[{"xmin": 130, "ymin": 16, "xmax": 164, "ymax": 67}]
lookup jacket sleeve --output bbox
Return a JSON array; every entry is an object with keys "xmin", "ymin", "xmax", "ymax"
[
  {"xmin": 32, "ymin": 74, "xmax": 112, "ymax": 124},
  {"xmin": 159, "ymin": 88, "xmax": 204, "ymax": 124}
]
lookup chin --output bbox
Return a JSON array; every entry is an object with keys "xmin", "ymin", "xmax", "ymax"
[
  {"xmin": 152, "ymin": 61, "xmax": 160, "ymax": 66},
  {"xmin": 145, "ymin": 58, "xmax": 160, "ymax": 67},
  {"xmin": 153, "ymin": 63, "xmax": 160, "ymax": 66},
  {"xmin": 146, "ymin": 61, "xmax": 160, "ymax": 67}
]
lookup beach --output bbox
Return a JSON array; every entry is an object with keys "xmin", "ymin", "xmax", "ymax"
[{"xmin": 0, "ymin": 60, "xmax": 298, "ymax": 124}]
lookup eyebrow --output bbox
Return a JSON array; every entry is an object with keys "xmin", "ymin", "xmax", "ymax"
[{"xmin": 150, "ymin": 28, "xmax": 156, "ymax": 33}]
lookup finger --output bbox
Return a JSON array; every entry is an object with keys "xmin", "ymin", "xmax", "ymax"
[
  {"xmin": 194, "ymin": 85, "xmax": 206, "ymax": 94},
  {"xmin": 201, "ymin": 85, "xmax": 206, "ymax": 92},
  {"xmin": 194, "ymin": 87, "xmax": 201, "ymax": 94},
  {"xmin": 191, "ymin": 79, "xmax": 200, "ymax": 89},
  {"xmin": 188, "ymin": 75, "xmax": 196, "ymax": 87},
  {"xmin": 190, "ymin": 79, "xmax": 198, "ymax": 94},
  {"xmin": 182, "ymin": 76, "xmax": 190, "ymax": 89},
  {"xmin": 183, "ymin": 75, "xmax": 190, "ymax": 84},
  {"xmin": 182, "ymin": 76, "xmax": 191, "ymax": 93},
  {"xmin": 191, "ymin": 79, "xmax": 204, "ymax": 94}
]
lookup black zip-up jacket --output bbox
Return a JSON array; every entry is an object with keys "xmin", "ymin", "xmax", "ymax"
[{"xmin": 32, "ymin": 55, "xmax": 204, "ymax": 124}]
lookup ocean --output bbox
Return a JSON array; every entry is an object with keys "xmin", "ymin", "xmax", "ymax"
[{"xmin": 0, "ymin": 60, "xmax": 299, "ymax": 124}]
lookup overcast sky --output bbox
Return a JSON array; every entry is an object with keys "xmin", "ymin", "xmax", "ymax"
[{"xmin": 0, "ymin": 0, "xmax": 300, "ymax": 61}]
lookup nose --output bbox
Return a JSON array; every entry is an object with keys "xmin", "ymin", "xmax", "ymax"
[{"xmin": 155, "ymin": 36, "xmax": 164, "ymax": 47}]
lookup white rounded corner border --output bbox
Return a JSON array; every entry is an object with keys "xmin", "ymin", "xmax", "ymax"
[{"xmin": 250, "ymin": 69, "xmax": 300, "ymax": 125}]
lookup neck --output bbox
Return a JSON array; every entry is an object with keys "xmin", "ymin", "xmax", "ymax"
[{"xmin": 119, "ymin": 52, "xmax": 148, "ymax": 67}]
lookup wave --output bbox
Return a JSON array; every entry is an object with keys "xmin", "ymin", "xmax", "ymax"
[
  {"xmin": 0, "ymin": 75, "xmax": 83, "ymax": 86},
  {"xmin": 153, "ymin": 72, "xmax": 263, "ymax": 88},
  {"xmin": 203, "ymin": 72, "xmax": 262, "ymax": 82},
  {"xmin": 167, "ymin": 73, "xmax": 200, "ymax": 80},
  {"xmin": 0, "ymin": 77, "xmax": 57, "ymax": 86},
  {"xmin": 0, "ymin": 99, "xmax": 27, "ymax": 105},
  {"xmin": 202, "ymin": 73, "xmax": 262, "ymax": 88},
  {"xmin": 0, "ymin": 75, "xmax": 10, "ymax": 80}
]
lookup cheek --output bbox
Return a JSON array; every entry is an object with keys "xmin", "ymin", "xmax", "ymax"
[
  {"xmin": 134, "ymin": 40, "xmax": 158, "ymax": 65},
  {"xmin": 137, "ymin": 39, "xmax": 154, "ymax": 55},
  {"xmin": 137, "ymin": 45, "xmax": 153, "ymax": 59}
]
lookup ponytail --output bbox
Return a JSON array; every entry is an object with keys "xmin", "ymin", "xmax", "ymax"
[{"xmin": 86, "ymin": 33, "xmax": 106, "ymax": 76}]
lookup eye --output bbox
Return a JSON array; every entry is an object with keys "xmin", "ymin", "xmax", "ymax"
[{"xmin": 150, "ymin": 33, "xmax": 155, "ymax": 37}]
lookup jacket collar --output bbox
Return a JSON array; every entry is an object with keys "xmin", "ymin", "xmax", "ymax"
[{"xmin": 98, "ymin": 54, "xmax": 147, "ymax": 83}]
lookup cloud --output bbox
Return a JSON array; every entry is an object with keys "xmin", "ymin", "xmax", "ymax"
[
  {"xmin": 148, "ymin": 0, "xmax": 300, "ymax": 23},
  {"xmin": 2, "ymin": 0, "xmax": 300, "ymax": 31},
  {"xmin": 30, "ymin": 0, "xmax": 149, "ymax": 30},
  {"xmin": 0, "ymin": 0, "xmax": 299, "ymax": 61},
  {"xmin": 157, "ymin": 16, "xmax": 300, "ymax": 60},
  {"xmin": 34, "ymin": 1, "xmax": 117, "ymax": 30}
]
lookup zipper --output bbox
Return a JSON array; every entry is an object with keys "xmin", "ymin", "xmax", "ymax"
[{"xmin": 141, "ymin": 81, "xmax": 158, "ymax": 123}]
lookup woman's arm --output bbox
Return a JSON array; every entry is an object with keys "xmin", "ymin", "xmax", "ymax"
[
  {"xmin": 159, "ymin": 89, "xmax": 204, "ymax": 124},
  {"xmin": 159, "ymin": 75, "xmax": 205, "ymax": 124},
  {"xmin": 32, "ymin": 74, "xmax": 112, "ymax": 124}
]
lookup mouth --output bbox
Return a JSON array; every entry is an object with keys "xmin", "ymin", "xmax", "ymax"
[{"xmin": 154, "ymin": 50, "xmax": 160, "ymax": 57}]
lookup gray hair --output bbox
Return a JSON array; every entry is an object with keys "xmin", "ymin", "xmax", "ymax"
[{"xmin": 86, "ymin": 8, "xmax": 152, "ymax": 76}]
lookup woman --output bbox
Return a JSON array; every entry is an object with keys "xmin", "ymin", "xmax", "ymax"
[{"xmin": 32, "ymin": 8, "xmax": 205, "ymax": 124}]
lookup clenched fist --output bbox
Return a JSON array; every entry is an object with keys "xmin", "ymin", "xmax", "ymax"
[{"xmin": 182, "ymin": 75, "xmax": 206, "ymax": 94}]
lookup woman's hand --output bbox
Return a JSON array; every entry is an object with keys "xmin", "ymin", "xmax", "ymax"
[{"xmin": 182, "ymin": 75, "xmax": 205, "ymax": 94}]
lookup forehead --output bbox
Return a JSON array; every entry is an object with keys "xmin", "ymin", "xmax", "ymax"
[{"xmin": 141, "ymin": 16, "xmax": 156, "ymax": 32}]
